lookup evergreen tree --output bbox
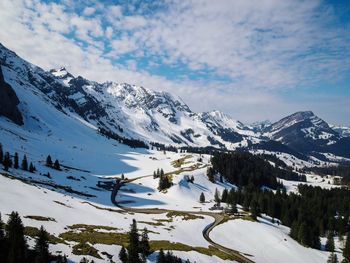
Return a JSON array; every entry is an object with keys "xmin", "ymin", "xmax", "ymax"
[
  {"xmin": 46, "ymin": 155, "xmax": 52, "ymax": 167},
  {"xmin": 14, "ymin": 152, "xmax": 19, "ymax": 169},
  {"xmin": 0, "ymin": 143, "xmax": 3, "ymax": 163},
  {"xmin": 298, "ymin": 222, "xmax": 310, "ymax": 247},
  {"xmin": 56, "ymin": 255, "xmax": 68, "ymax": 263},
  {"xmin": 250, "ymin": 200, "xmax": 259, "ymax": 220},
  {"xmin": 34, "ymin": 226, "xmax": 50, "ymax": 263},
  {"xmin": 221, "ymin": 188, "xmax": 228, "ymax": 203},
  {"xmin": 21, "ymin": 155, "xmax": 28, "ymax": 171},
  {"xmin": 3, "ymin": 152, "xmax": 12, "ymax": 171},
  {"xmin": 121, "ymin": 173, "xmax": 125, "ymax": 180},
  {"xmin": 229, "ymin": 198, "xmax": 238, "ymax": 213},
  {"xmin": 0, "ymin": 213, "xmax": 5, "ymax": 261},
  {"xmin": 156, "ymin": 249, "xmax": 165, "ymax": 263},
  {"xmin": 54, "ymin": 160, "xmax": 60, "ymax": 170},
  {"xmin": 214, "ymin": 188, "xmax": 221, "ymax": 205},
  {"xmin": 127, "ymin": 219, "xmax": 140, "ymax": 263},
  {"xmin": 139, "ymin": 227, "xmax": 150, "ymax": 257},
  {"xmin": 199, "ymin": 192, "xmax": 205, "ymax": 203},
  {"xmin": 326, "ymin": 231, "xmax": 335, "ymax": 252},
  {"xmin": 327, "ymin": 252, "xmax": 338, "ymax": 263},
  {"xmin": 119, "ymin": 246, "xmax": 128, "ymax": 263},
  {"xmin": 344, "ymin": 231, "xmax": 350, "ymax": 261},
  {"xmin": 6, "ymin": 211, "xmax": 27, "ymax": 263},
  {"xmin": 207, "ymin": 167, "xmax": 215, "ymax": 183},
  {"xmin": 29, "ymin": 162, "xmax": 35, "ymax": 173}
]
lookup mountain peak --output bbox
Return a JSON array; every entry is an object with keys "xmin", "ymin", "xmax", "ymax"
[{"xmin": 50, "ymin": 67, "xmax": 74, "ymax": 79}]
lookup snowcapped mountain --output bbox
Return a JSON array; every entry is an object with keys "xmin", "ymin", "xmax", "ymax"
[
  {"xmin": 0, "ymin": 42, "xmax": 349, "ymax": 162},
  {"xmin": 262, "ymin": 111, "xmax": 350, "ymax": 159},
  {"xmin": 0, "ymin": 43, "xmax": 258, "ymax": 149}
]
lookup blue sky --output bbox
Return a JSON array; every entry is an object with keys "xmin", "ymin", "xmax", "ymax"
[{"xmin": 0, "ymin": 0, "xmax": 349, "ymax": 125}]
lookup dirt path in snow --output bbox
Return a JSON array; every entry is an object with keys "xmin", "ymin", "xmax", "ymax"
[{"xmin": 112, "ymin": 178, "xmax": 254, "ymax": 263}]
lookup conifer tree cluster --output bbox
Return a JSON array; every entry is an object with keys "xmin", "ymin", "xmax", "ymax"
[
  {"xmin": 154, "ymin": 168, "xmax": 172, "ymax": 191},
  {"xmin": 211, "ymin": 188, "xmax": 238, "ymax": 213},
  {"xmin": 153, "ymin": 168, "xmax": 164, "ymax": 179},
  {"xmin": 228, "ymin": 184, "xmax": 350, "ymax": 249},
  {"xmin": 210, "ymin": 152, "xmax": 308, "ymax": 189},
  {"xmin": 156, "ymin": 249, "xmax": 191, "ymax": 263},
  {"xmin": 119, "ymin": 219, "xmax": 151, "ymax": 263},
  {"xmin": 46, "ymin": 155, "xmax": 61, "ymax": 170},
  {"xmin": 0, "ymin": 144, "xmax": 36, "ymax": 173},
  {"xmin": 0, "ymin": 211, "xmax": 51, "ymax": 263}
]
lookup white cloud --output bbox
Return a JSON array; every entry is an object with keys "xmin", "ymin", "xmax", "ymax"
[
  {"xmin": 0, "ymin": 0, "xmax": 349, "ymax": 125},
  {"xmin": 82, "ymin": 6, "xmax": 95, "ymax": 16}
]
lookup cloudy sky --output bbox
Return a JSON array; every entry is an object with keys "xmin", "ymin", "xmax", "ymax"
[{"xmin": 0, "ymin": 0, "xmax": 349, "ymax": 125}]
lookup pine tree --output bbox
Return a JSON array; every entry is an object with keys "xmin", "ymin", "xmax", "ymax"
[
  {"xmin": 54, "ymin": 160, "xmax": 60, "ymax": 170},
  {"xmin": 250, "ymin": 199, "xmax": 259, "ymax": 220},
  {"xmin": 14, "ymin": 152, "xmax": 19, "ymax": 169},
  {"xmin": 46, "ymin": 155, "xmax": 52, "ymax": 167},
  {"xmin": 0, "ymin": 213, "xmax": 5, "ymax": 261},
  {"xmin": 327, "ymin": 252, "xmax": 338, "ymax": 263},
  {"xmin": 0, "ymin": 143, "xmax": 3, "ymax": 163},
  {"xmin": 214, "ymin": 188, "xmax": 221, "ymax": 205},
  {"xmin": 6, "ymin": 211, "xmax": 27, "ymax": 263},
  {"xmin": 3, "ymin": 152, "xmax": 12, "ymax": 171},
  {"xmin": 325, "ymin": 231, "xmax": 335, "ymax": 252},
  {"xmin": 34, "ymin": 225, "xmax": 50, "ymax": 263},
  {"xmin": 22, "ymin": 155, "xmax": 28, "ymax": 171},
  {"xmin": 344, "ymin": 231, "xmax": 350, "ymax": 261},
  {"xmin": 139, "ymin": 227, "xmax": 150, "ymax": 257},
  {"xmin": 29, "ymin": 162, "xmax": 35, "ymax": 173},
  {"xmin": 156, "ymin": 249, "xmax": 165, "ymax": 263},
  {"xmin": 221, "ymin": 188, "xmax": 228, "ymax": 203},
  {"xmin": 121, "ymin": 173, "xmax": 125, "ymax": 180},
  {"xmin": 119, "ymin": 246, "xmax": 128, "ymax": 263},
  {"xmin": 199, "ymin": 192, "xmax": 205, "ymax": 203},
  {"xmin": 230, "ymin": 198, "xmax": 238, "ymax": 214},
  {"xmin": 207, "ymin": 167, "xmax": 215, "ymax": 183},
  {"xmin": 127, "ymin": 219, "xmax": 140, "ymax": 263}
]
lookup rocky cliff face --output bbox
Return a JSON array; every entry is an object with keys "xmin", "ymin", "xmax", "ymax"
[{"xmin": 0, "ymin": 66, "xmax": 23, "ymax": 125}]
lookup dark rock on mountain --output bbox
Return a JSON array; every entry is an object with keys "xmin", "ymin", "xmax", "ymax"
[{"xmin": 0, "ymin": 66, "xmax": 23, "ymax": 125}]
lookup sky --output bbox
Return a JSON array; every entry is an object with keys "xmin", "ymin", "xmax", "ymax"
[{"xmin": 0, "ymin": 0, "xmax": 349, "ymax": 125}]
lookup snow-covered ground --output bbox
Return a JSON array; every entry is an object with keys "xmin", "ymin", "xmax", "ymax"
[
  {"xmin": 0, "ymin": 49, "xmax": 346, "ymax": 262},
  {"xmin": 211, "ymin": 217, "xmax": 330, "ymax": 263}
]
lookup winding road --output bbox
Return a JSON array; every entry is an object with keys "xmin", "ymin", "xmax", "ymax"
[{"xmin": 111, "ymin": 176, "xmax": 254, "ymax": 263}]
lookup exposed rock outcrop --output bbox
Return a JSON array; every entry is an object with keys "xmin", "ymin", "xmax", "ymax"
[{"xmin": 0, "ymin": 66, "xmax": 23, "ymax": 125}]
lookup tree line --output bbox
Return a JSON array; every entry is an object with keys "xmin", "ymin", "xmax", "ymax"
[
  {"xmin": 98, "ymin": 128, "xmax": 149, "ymax": 149},
  {"xmin": 209, "ymin": 152, "xmax": 306, "ymax": 190},
  {"xmin": 0, "ymin": 143, "xmax": 36, "ymax": 173}
]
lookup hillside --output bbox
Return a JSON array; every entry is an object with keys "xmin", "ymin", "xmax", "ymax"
[{"xmin": 0, "ymin": 43, "xmax": 349, "ymax": 263}]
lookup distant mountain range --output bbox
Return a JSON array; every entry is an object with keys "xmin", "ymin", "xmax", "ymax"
[{"xmin": 0, "ymin": 43, "xmax": 349, "ymax": 162}]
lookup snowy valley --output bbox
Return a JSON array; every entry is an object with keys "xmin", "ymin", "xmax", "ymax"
[{"xmin": 0, "ymin": 43, "xmax": 350, "ymax": 263}]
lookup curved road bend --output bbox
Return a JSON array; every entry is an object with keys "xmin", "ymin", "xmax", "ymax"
[{"xmin": 111, "ymin": 179, "xmax": 254, "ymax": 263}]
